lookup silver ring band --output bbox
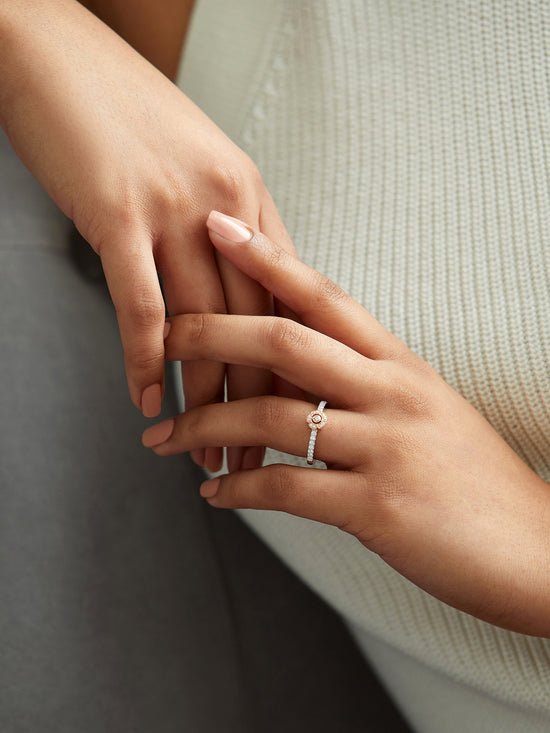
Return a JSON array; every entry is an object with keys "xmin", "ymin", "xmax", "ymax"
[{"xmin": 306, "ymin": 401, "xmax": 328, "ymax": 464}]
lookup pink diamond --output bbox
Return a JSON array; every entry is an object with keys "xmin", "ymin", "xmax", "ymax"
[{"xmin": 312, "ymin": 414, "xmax": 322, "ymax": 423}]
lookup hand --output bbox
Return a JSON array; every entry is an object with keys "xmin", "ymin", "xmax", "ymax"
[
  {"xmin": 0, "ymin": 0, "xmax": 295, "ymax": 472},
  {"xmin": 143, "ymin": 211, "xmax": 550, "ymax": 637}
]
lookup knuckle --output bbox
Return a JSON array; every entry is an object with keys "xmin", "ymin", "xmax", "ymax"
[
  {"xmin": 124, "ymin": 296, "xmax": 165, "ymax": 330},
  {"xmin": 392, "ymin": 382, "xmax": 431, "ymax": 418},
  {"xmin": 210, "ymin": 164, "xmax": 248, "ymax": 205},
  {"xmin": 266, "ymin": 318, "xmax": 311, "ymax": 355},
  {"xmin": 127, "ymin": 347, "xmax": 165, "ymax": 374},
  {"xmin": 254, "ymin": 397, "xmax": 289, "ymax": 433},
  {"xmin": 264, "ymin": 241, "xmax": 287, "ymax": 270},
  {"xmin": 311, "ymin": 273, "xmax": 349, "ymax": 312},
  {"xmin": 182, "ymin": 313, "xmax": 208, "ymax": 346},
  {"xmin": 379, "ymin": 364, "xmax": 431, "ymax": 418}
]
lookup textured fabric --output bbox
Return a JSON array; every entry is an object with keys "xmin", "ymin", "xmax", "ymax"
[{"xmin": 178, "ymin": 1, "xmax": 550, "ymax": 730}]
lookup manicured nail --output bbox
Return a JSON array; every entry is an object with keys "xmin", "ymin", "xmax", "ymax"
[
  {"xmin": 141, "ymin": 383, "xmax": 162, "ymax": 418},
  {"xmin": 190, "ymin": 448, "xmax": 205, "ymax": 467},
  {"xmin": 142, "ymin": 417, "xmax": 175, "ymax": 447},
  {"xmin": 163, "ymin": 321, "xmax": 171, "ymax": 339},
  {"xmin": 207, "ymin": 210, "xmax": 254, "ymax": 244},
  {"xmin": 200, "ymin": 478, "xmax": 220, "ymax": 498}
]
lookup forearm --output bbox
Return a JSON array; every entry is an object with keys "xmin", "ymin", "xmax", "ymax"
[
  {"xmin": 0, "ymin": 0, "xmax": 179, "ymax": 211},
  {"xmin": 79, "ymin": 0, "xmax": 196, "ymax": 80},
  {"xmin": 0, "ymin": 0, "xmax": 193, "ymax": 137},
  {"xmin": 0, "ymin": 0, "xmax": 124, "ymax": 133}
]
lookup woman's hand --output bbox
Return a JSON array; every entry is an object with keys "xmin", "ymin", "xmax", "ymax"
[
  {"xmin": 143, "ymin": 211, "xmax": 550, "ymax": 637},
  {"xmin": 0, "ymin": 0, "xmax": 294, "ymax": 472}
]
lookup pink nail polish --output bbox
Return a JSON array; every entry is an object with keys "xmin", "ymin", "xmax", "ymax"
[
  {"xmin": 207, "ymin": 211, "xmax": 253, "ymax": 244},
  {"xmin": 142, "ymin": 417, "xmax": 175, "ymax": 447},
  {"xmin": 141, "ymin": 383, "xmax": 162, "ymax": 418},
  {"xmin": 200, "ymin": 478, "xmax": 220, "ymax": 498}
]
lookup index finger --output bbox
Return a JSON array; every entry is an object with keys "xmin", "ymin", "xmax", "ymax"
[{"xmin": 206, "ymin": 211, "xmax": 407, "ymax": 361}]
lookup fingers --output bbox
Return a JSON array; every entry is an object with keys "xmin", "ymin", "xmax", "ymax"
[
  {"xmin": 159, "ymin": 222, "xmax": 229, "ymax": 472},
  {"xmin": 258, "ymin": 194, "xmax": 298, "ymax": 258},
  {"xmin": 164, "ymin": 314, "xmax": 379, "ymax": 408},
  {"xmin": 143, "ymin": 397, "xmax": 370, "ymax": 467},
  {"xmin": 206, "ymin": 211, "xmax": 407, "ymax": 361},
  {"xmin": 100, "ymin": 233, "xmax": 166, "ymax": 417},
  {"xmin": 213, "ymin": 208, "xmax": 272, "ymax": 472},
  {"xmin": 197, "ymin": 464, "xmax": 362, "ymax": 532}
]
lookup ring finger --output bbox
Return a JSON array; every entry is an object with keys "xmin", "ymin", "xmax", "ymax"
[{"xmin": 142, "ymin": 396, "xmax": 371, "ymax": 468}]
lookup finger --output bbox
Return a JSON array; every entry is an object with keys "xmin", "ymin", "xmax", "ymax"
[
  {"xmin": 206, "ymin": 211, "xmax": 406, "ymax": 361},
  {"xmin": 259, "ymin": 198, "xmax": 304, "ymax": 405},
  {"xmin": 225, "ymin": 196, "xmax": 301, "ymax": 469},
  {"xmin": 100, "ymin": 233, "xmax": 166, "ymax": 417},
  {"xmin": 143, "ymin": 397, "xmax": 370, "ymax": 467},
  {"xmin": 165, "ymin": 314, "xmax": 378, "ymax": 408},
  {"xmin": 214, "ymin": 207, "xmax": 271, "ymax": 472},
  {"xmin": 158, "ymin": 222, "xmax": 227, "ymax": 472},
  {"xmin": 198, "ymin": 464, "xmax": 362, "ymax": 533}
]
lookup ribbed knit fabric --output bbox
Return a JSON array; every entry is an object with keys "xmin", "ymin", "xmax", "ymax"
[{"xmin": 178, "ymin": 2, "xmax": 550, "ymax": 730}]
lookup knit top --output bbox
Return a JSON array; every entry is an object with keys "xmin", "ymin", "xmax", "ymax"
[{"xmin": 177, "ymin": 2, "xmax": 550, "ymax": 730}]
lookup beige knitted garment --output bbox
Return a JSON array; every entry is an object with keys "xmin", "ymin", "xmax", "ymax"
[{"xmin": 178, "ymin": 1, "xmax": 550, "ymax": 730}]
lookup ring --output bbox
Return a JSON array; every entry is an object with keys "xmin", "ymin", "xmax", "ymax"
[{"xmin": 306, "ymin": 400, "xmax": 328, "ymax": 464}]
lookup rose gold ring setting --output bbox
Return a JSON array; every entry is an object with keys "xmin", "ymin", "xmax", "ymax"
[{"xmin": 306, "ymin": 401, "xmax": 328, "ymax": 464}]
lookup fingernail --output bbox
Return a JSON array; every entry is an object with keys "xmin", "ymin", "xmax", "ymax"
[
  {"xmin": 141, "ymin": 383, "xmax": 162, "ymax": 418},
  {"xmin": 190, "ymin": 448, "xmax": 205, "ymax": 467},
  {"xmin": 241, "ymin": 446, "xmax": 265, "ymax": 471},
  {"xmin": 207, "ymin": 210, "xmax": 253, "ymax": 244},
  {"xmin": 163, "ymin": 321, "xmax": 171, "ymax": 339},
  {"xmin": 200, "ymin": 478, "xmax": 220, "ymax": 498},
  {"xmin": 142, "ymin": 417, "xmax": 175, "ymax": 447}
]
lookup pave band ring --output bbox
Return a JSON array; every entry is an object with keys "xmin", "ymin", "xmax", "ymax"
[{"xmin": 306, "ymin": 401, "xmax": 328, "ymax": 464}]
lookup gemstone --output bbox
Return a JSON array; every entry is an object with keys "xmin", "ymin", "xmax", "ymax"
[{"xmin": 312, "ymin": 414, "xmax": 322, "ymax": 424}]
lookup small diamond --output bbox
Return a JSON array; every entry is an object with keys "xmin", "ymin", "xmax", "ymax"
[{"xmin": 312, "ymin": 414, "xmax": 322, "ymax": 424}]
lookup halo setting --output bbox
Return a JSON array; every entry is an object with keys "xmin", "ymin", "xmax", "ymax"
[{"xmin": 307, "ymin": 410, "xmax": 328, "ymax": 430}]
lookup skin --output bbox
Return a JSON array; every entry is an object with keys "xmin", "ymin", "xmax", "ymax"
[
  {"xmin": 143, "ymin": 212, "xmax": 550, "ymax": 638},
  {"xmin": 0, "ymin": 0, "xmax": 295, "ymax": 472},
  {"xmin": 80, "ymin": 0, "xmax": 196, "ymax": 80}
]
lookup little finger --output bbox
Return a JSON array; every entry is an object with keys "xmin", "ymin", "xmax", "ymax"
[{"xmin": 198, "ymin": 464, "xmax": 364, "ymax": 533}]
